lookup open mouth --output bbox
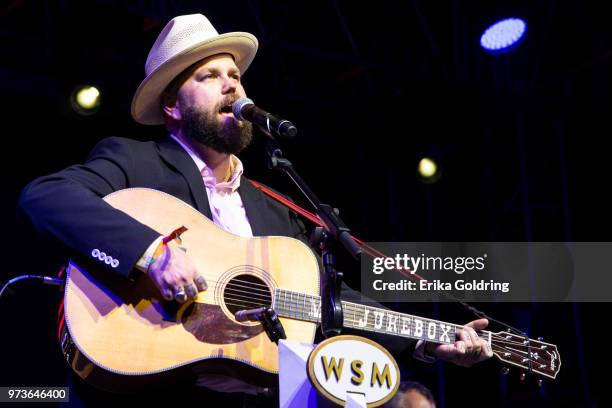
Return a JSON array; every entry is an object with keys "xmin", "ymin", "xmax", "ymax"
[{"xmin": 219, "ymin": 104, "xmax": 234, "ymax": 117}]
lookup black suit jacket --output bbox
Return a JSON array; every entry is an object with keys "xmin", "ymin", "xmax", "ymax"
[{"xmin": 18, "ymin": 136, "xmax": 307, "ymax": 278}]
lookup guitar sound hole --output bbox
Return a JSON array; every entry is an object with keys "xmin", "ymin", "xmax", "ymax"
[{"xmin": 223, "ymin": 274, "xmax": 272, "ymax": 316}]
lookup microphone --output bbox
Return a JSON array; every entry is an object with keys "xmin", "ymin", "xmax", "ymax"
[{"xmin": 232, "ymin": 98, "xmax": 298, "ymax": 138}]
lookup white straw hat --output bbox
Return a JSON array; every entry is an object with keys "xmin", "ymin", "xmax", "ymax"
[{"xmin": 131, "ymin": 14, "xmax": 258, "ymax": 125}]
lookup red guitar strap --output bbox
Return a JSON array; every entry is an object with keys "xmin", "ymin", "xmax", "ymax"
[
  {"xmin": 248, "ymin": 179, "xmax": 326, "ymax": 231},
  {"xmin": 247, "ymin": 179, "xmax": 428, "ymax": 281}
]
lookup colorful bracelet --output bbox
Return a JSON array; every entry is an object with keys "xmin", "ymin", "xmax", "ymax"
[{"xmin": 146, "ymin": 226, "xmax": 189, "ymax": 273}]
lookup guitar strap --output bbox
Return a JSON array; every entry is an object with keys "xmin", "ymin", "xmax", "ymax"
[
  {"xmin": 247, "ymin": 179, "xmax": 428, "ymax": 282},
  {"xmin": 247, "ymin": 179, "xmax": 325, "ymax": 229},
  {"xmin": 248, "ymin": 178, "xmax": 372, "ymax": 246}
]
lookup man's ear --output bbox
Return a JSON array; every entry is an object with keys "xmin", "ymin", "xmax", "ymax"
[{"xmin": 161, "ymin": 92, "xmax": 181, "ymax": 121}]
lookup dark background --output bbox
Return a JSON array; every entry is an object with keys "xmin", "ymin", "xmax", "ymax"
[{"xmin": 1, "ymin": 1, "xmax": 610, "ymax": 406}]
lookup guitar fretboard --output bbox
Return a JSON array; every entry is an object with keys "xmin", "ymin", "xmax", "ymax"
[{"xmin": 273, "ymin": 289, "xmax": 490, "ymax": 345}]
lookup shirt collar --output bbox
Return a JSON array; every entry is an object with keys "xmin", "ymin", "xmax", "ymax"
[{"xmin": 169, "ymin": 133, "xmax": 243, "ymax": 193}]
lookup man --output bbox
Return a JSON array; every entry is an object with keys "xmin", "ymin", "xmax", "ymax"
[{"xmin": 19, "ymin": 13, "xmax": 491, "ymax": 397}]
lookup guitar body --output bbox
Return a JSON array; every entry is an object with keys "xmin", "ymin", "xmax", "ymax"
[{"xmin": 62, "ymin": 188, "xmax": 320, "ymax": 391}]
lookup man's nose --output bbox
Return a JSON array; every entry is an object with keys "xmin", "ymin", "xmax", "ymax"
[{"xmin": 221, "ymin": 76, "xmax": 237, "ymax": 94}]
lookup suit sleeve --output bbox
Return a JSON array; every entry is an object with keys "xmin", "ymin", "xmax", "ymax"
[{"xmin": 18, "ymin": 137, "xmax": 161, "ymax": 278}]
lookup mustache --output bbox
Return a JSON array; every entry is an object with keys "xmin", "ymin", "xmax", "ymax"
[{"xmin": 218, "ymin": 97, "xmax": 240, "ymax": 110}]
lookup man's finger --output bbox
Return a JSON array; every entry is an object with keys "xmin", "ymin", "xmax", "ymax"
[
  {"xmin": 455, "ymin": 341, "xmax": 466, "ymax": 354},
  {"xmin": 162, "ymin": 288, "xmax": 174, "ymax": 301},
  {"xmin": 174, "ymin": 286, "xmax": 187, "ymax": 303},
  {"xmin": 195, "ymin": 275, "xmax": 207, "ymax": 291},
  {"xmin": 466, "ymin": 318, "xmax": 489, "ymax": 330},
  {"xmin": 466, "ymin": 327, "xmax": 481, "ymax": 353},
  {"xmin": 458, "ymin": 329, "xmax": 474, "ymax": 354},
  {"xmin": 436, "ymin": 343, "xmax": 465, "ymax": 358},
  {"xmin": 184, "ymin": 282, "xmax": 198, "ymax": 298},
  {"xmin": 437, "ymin": 342, "xmax": 473, "ymax": 367}
]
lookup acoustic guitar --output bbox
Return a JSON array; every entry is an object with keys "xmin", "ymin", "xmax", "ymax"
[{"xmin": 60, "ymin": 188, "xmax": 560, "ymax": 391}]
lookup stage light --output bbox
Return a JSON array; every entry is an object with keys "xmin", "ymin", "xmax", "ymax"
[
  {"xmin": 480, "ymin": 18, "xmax": 526, "ymax": 53},
  {"xmin": 418, "ymin": 157, "xmax": 439, "ymax": 182},
  {"xmin": 71, "ymin": 85, "xmax": 101, "ymax": 114}
]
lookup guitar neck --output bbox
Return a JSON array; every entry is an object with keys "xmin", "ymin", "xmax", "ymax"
[{"xmin": 273, "ymin": 288, "xmax": 490, "ymax": 346}]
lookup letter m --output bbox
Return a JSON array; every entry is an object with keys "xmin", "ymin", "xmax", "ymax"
[{"xmin": 370, "ymin": 363, "xmax": 392, "ymax": 388}]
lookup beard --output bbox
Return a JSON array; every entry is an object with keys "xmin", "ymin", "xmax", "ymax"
[{"xmin": 180, "ymin": 103, "xmax": 253, "ymax": 155}]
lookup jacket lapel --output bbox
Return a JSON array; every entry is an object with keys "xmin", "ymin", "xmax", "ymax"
[
  {"xmin": 156, "ymin": 137, "xmax": 212, "ymax": 219},
  {"xmin": 238, "ymin": 177, "xmax": 270, "ymax": 236},
  {"xmin": 156, "ymin": 137, "xmax": 273, "ymax": 235}
]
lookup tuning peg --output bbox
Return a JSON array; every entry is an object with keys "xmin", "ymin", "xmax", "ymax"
[
  {"xmin": 537, "ymin": 378, "xmax": 543, "ymax": 387},
  {"xmin": 500, "ymin": 367, "xmax": 510, "ymax": 375},
  {"xmin": 520, "ymin": 372, "xmax": 526, "ymax": 382},
  {"xmin": 537, "ymin": 336, "xmax": 543, "ymax": 341}
]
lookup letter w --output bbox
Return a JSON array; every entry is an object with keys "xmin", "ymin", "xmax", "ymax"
[{"xmin": 321, "ymin": 356, "xmax": 344, "ymax": 382}]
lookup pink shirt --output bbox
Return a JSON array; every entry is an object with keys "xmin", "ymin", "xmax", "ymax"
[{"xmin": 170, "ymin": 134, "xmax": 253, "ymax": 237}]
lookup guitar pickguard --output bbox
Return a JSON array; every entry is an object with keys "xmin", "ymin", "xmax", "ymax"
[{"xmin": 180, "ymin": 302, "xmax": 263, "ymax": 344}]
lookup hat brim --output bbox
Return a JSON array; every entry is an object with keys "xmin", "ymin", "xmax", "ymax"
[{"xmin": 131, "ymin": 31, "xmax": 258, "ymax": 125}]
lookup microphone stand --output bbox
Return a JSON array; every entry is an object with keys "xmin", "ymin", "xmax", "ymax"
[
  {"xmin": 260, "ymin": 135, "xmax": 535, "ymax": 374},
  {"xmin": 255, "ymin": 126, "xmax": 538, "ymax": 382},
  {"xmin": 264, "ymin": 138, "xmax": 361, "ymax": 338}
]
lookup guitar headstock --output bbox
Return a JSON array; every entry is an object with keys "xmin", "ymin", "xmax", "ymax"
[{"xmin": 490, "ymin": 331, "xmax": 561, "ymax": 380}]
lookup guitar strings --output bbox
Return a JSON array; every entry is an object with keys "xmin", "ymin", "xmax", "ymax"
[
  {"xmin": 222, "ymin": 282, "xmax": 272, "ymax": 294},
  {"xmin": 490, "ymin": 344, "xmax": 550, "ymax": 367},
  {"xmin": 221, "ymin": 293, "xmax": 495, "ymax": 342},
  {"xmin": 221, "ymin": 291, "xmax": 528, "ymax": 345},
  {"xmin": 223, "ymin": 291, "xmax": 271, "ymax": 302},
  {"xmin": 483, "ymin": 338, "xmax": 539, "ymax": 347},
  {"xmin": 197, "ymin": 298, "xmax": 551, "ymax": 367},
  {"xmin": 271, "ymin": 296, "xmax": 547, "ymax": 348},
  {"xmin": 490, "ymin": 343, "xmax": 549, "ymax": 357},
  {"xmin": 490, "ymin": 345, "xmax": 537, "ymax": 361},
  {"xmin": 207, "ymin": 294, "xmax": 554, "ymax": 371},
  {"xmin": 168, "ymin": 277, "xmax": 547, "ymax": 352},
  {"xmin": 186, "ymin": 277, "xmax": 550, "ymax": 345},
  {"xmin": 221, "ymin": 305, "xmax": 548, "ymax": 368},
  {"xmin": 492, "ymin": 345, "xmax": 551, "ymax": 360},
  {"xmin": 219, "ymin": 286, "xmax": 499, "ymax": 341},
  {"xmin": 202, "ymin": 281, "xmax": 539, "ymax": 345},
  {"xmin": 224, "ymin": 300, "xmax": 270, "ymax": 309},
  {"xmin": 201, "ymin": 281, "xmax": 548, "ymax": 348},
  {"xmin": 193, "ymin": 276, "xmax": 273, "ymax": 292}
]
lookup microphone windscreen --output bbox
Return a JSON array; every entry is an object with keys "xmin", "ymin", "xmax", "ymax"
[{"xmin": 232, "ymin": 97, "xmax": 254, "ymax": 120}]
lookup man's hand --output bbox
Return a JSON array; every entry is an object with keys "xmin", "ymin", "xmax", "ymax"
[
  {"xmin": 426, "ymin": 318, "xmax": 493, "ymax": 367},
  {"xmin": 147, "ymin": 243, "xmax": 207, "ymax": 303}
]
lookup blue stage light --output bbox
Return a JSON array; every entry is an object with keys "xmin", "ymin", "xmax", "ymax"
[{"xmin": 480, "ymin": 18, "xmax": 526, "ymax": 53}]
